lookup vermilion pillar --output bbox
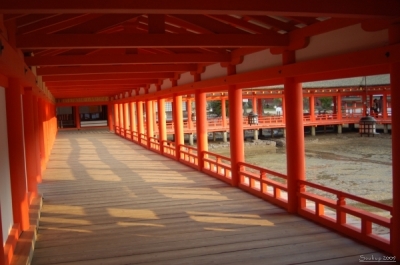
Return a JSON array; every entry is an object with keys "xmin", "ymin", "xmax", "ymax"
[
  {"xmin": 136, "ymin": 101, "xmax": 144, "ymax": 143},
  {"xmin": 158, "ymin": 98, "xmax": 167, "ymax": 154},
  {"xmin": 284, "ymin": 77, "xmax": 306, "ymax": 213},
  {"xmin": 228, "ymin": 84, "xmax": 244, "ymax": 186},
  {"xmin": 32, "ymin": 95, "xmax": 42, "ymax": 182},
  {"xmin": 389, "ymin": 23, "xmax": 400, "ymax": 257},
  {"xmin": 227, "ymin": 65, "xmax": 244, "ymax": 186},
  {"xmin": 195, "ymin": 89, "xmax": 208, "ymax": 171},
  {"xmin": 187, "ymin": 98, "xmax": 193, "ymax": 129},
  {"xmin": 337, "ymin": 95, "xmax": 342, "ymax": 119},
  {"xmin": 23, "ymin": 88, "xmax": 39, "ymax": 197},
  {"xmin": 5, "ymin": 78, "xmax": 30, "ymax": 231},
  {"xmin": 123, "ymin": 102, "xmax": 129, "ymax": 138},
  {"xmin": 309, "ymin": 95, "xmax": 315, "ymax": 121},
  {"xmin": 146, "ymin": 100, "xmax": 154, "ymax": 148},
  {"xmin": 119, "ymin": 103, "xmax": 124, "ymax": 137},
  {"xmin": 221, "ymin": 98, "xmax": 227, "ymax": 128},
  {"xmin": 173, "ymin": 94, "xmax": 184, "ymax": 159},
  {"xmin": 37, "ymin": 98, "xmax": 46, "ymax": 172},
  {"xmin": 107, "ymin": 104, "xmax": 114, "ymax": 131},
  {"xmin": 75, "ymin": 106, "xmax": 80, "ymax": 129},
  {"xmin": 382, "ymin": 93, "xmax": 388, "ymax": 119},
  {"xmin": 129, "ymin": 102, "xmax": 136, "ymax": 140}
]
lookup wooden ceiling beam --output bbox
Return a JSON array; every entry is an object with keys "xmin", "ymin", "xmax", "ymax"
[
  {"xmin": 45, "ymin": 79, "xmax": 159, "ymax": 87},
  {"xmin": 36, "ymin": 64, "xmax": 197, "ymax": 75},
  {"xmin": 1, "ymin": 0, "xmax": 398, "ymax": 18},
  {"xmin": 42, "ymin": 73, "xmax": 175, "ymax": 81},
  {"xmin": 16, "ymin": 33, "xmax": 289, "ymax": 49},
  {"xmin": 25, "ymin": 53, "xmax": 231, "ymax": 66}
]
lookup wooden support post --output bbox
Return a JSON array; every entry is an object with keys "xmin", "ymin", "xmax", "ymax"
[
  {"xmin": 311, "ymin": 126, "xmax": 316, "ymax": 136},
  {"xmin": 310, "ymin": 95, "xmax": 315, "ymax": 122},
  {"xmin": 382, "ymin": 93, "xmax": 388, "ymax": 119},
  {"xmin": 37, "ymin": 98, "xmax": 46, "ymax": 172},
  {"xmin": 136, "ymin": 101, "xmax": 144, "ymax": 143},
  {"xmin": 75, "ymin": 106, "xmax": 80, "ymax": 129},
  {"xmin": 173, "ymin": 94, "xmax": 184, "ymax": 160},
  {"xmin": 23, "ymin": 88, "xmax": 39, "ymax": 197},
  {"xmin": 119, "ymin": 103, "xmax": 124, "ymax": 136},
  {"xmin": 187, "ymin": 98, "xmax": 193, "ymax": 130},
  {"xmin": 389, "ymin": 23, "xmax": 400, "ymax": 257},
  {"xmin": 5, "ymin": 78, "xmax": 30, "ymax": 231},
  {"xmin": 221, "ymin": 98, "xmax": 227, "ymax": 128},
  {"xmin": 146, "ymin": 100, "xmax": 154, "ymax": 149},
  {"xmin": 32, "ymin": 95, "xmax": 42, "ymax": 182},
  {"xmin": 123, "ymin": 102, "xmax": 129, "ymax": 138},
  {"xmin": 195, "ymin": 89, "xmax": 208, "ymax": 171},
  {"xmin": 227, "ymin": 65, "xmax": 244, "ymax": 186},
  {"xmin": 283, "ymin": 51, "xmax": 305, "ymax": 214},
  {"xmin": 113, "ymin": 102, "xmax": 119, "ymax": 133},
  {"xmin": 129, "ymin": 102, "xmax": 136, "ymax": 140},
  {"xmin": 337, "ymin": 94, "xmax": 342, "ymax": 120},
  {"xmin": 285, "ymin": 77, "xmax": 306, "ymax": 213},
  {"xmin": 108, "ymin": 104, "xmax": 114, "ymax": 132},
  {"xmin": 158, "ymin": 98, "xmax": 167, "ymax": 153}
]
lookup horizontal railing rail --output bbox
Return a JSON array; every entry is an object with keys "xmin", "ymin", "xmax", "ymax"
[
  {"xmin": 139, "ymin": 133, "xmax": 147, "ymax": 147},
  {"xmin": 179, "ymin": 145, "xmax": 199, "ymax": 169},
  {"xmin": 161, "ymin": 140, "xmax": 176, "ymax": 160},
  {"xmin": 149, "ymin": 137, "xmax": 161, "ymax": 153},
  {"xmin": 238, "ymin": 162, "xmax": 288, "ymax": 209},
  {"xmin": 298, "ymin": 179, "xmax": 392, "ymax": 253},
  {"xmin": 202, "ymin": 151, "xmax": 232, "ymax": 184}
]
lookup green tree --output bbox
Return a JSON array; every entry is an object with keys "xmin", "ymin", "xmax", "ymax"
[{"xmin": 209, "ymin": 100, "xmax": 229, "ymax": 117}]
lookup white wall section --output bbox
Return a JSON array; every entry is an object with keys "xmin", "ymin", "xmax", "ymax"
[{"xmin": 0, "ymin": 86, "xmax": 14, "ymax": 245}]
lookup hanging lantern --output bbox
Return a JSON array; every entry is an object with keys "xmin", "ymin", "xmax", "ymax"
[
  {"xmin": 191, "ymin": 112, "xmax": 196, "ymax": 121},
  {"xmin": 248, "ymin": 111, "xmax": 258, "ymax": 125}
]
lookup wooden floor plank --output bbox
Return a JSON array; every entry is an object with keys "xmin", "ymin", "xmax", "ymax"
[{"xmin": 32, "ymin": 131, "xmax": 382, "ymax": 265}]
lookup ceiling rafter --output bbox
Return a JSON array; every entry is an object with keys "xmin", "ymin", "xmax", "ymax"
[
  {"xmin": 42, "ymin": 73, "xmax": 175, "ymax": 82},
  {"xmin": 37, "ymin": 64, "xmax": 197, "ymax": 76},
  {"xmin": 16, "ymin": 33, "xmax": 290, "ymax": 49},
  {"xmin": 25, "ymin": 53, "xmax": 231, "ymax": 66},
  {"xmin": 206, "ymin": 15, "xmax": 274, "ymax": 34},
  {"xmin": 17, "ymin": 14, "xmax": 102, "ymax": 35}
]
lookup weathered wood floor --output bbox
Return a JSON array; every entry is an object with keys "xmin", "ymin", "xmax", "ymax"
[{"xmin": 32, "ymin": 130, "xmax": 383, "ymax": 265}]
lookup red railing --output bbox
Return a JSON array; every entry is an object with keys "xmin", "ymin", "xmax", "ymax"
[
  {"xmin": 132, "ymin": 131, "xmax": 139, "ymax": 143},
  {"xmin": 125, "ymin": 129, "xmax": 132, "ymax": 140},
  {"xmin": 114, "ymin": 125, "xmax": 120, "ymax": 135},
  {"xmin": 179, "ymin": 145, "xmax": 199, "ymax": 169},
  {"xmin": 139, "ymin": 133, "xmax": 147, "ymax": 147},
  {"xmin": 149, "ymin": 137, "xmax": 161, "ymax": 153},
  {"xmin": 161, "ymin": 140, "xmax": 176, "ymax": 160},
  {"xmin": 298, "ymin": 180, "xmax": 392, "ymax": 253},
  {"xmin": 202, "ymin": 151, "xmax": 232, "ymax": 185},
  {"xmin": 238, "ymin": 162, "xmax": 288, "ymax": 209}
]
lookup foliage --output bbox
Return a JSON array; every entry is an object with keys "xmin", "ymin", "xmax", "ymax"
[{"xmin": 209, "ymin": 100, "xmax": 229, "ymax": 117}]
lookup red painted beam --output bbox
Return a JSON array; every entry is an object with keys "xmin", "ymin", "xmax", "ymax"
[
  {"xmin": 24, "ymin": 53, "xmax": 231, "ymax": 66},
  {"xmin": 16, "ymin": 33, "xmax": 289, "ymax": 49},
  {"xmin": 36, "ymin": 64, "xmax": 197, "ymax": 75},
  {"xmin": 1, "ymin": 0, "xmax": 398, "ymax": 18},
  {"xmin": 42, "ymin": 73, "xmax": 175, "ymax": 81},
  {"xmin": 45, "ymin": 79, "xmax": 158, "ymax": 87}
]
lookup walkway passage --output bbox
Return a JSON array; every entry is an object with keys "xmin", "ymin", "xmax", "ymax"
[{"xmin": 32, "ymin": 130, "xmax": 382, "ymax": 265}]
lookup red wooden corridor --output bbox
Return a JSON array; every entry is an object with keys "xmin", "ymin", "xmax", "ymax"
[
  {"xmin": 32, "ymin": 130, "xmax": 383, "ymax": 265},
  {"xmin": 1, "ymin": 2, "xmax": 399, "ymax": 264}
]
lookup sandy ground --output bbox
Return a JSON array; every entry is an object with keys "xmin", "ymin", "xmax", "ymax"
[{"xmin": 209, "ymin": 131, "xmax": 393, "ymax": 208}]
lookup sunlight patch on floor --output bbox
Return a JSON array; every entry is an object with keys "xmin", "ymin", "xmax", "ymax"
[
  {"xmin": 155, "ymin": 187, "xmax": 229, "ymax": 201},
  {"xmin": 40, "ymin": 217, "xmax": 92, "ymax": 225},
  {"xmin": 41, "ymin": 205, "xmax": 86, "ymax": 216},
  {"xmin": 117, "ymin": 221, "xmax": 165, "ymax": 227},
  {"xmin": 188, "ymin": 211, "xmax": 275, "ymax": 226},
  {"xmin": 107, "ymin": 208, "xmax": 159, "ymax": 219}
]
